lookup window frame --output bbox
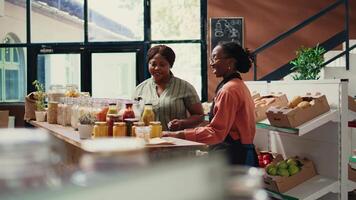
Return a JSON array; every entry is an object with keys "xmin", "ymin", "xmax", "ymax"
[{"xmin": 0, "ymin": 0, "xmax": 207, "ymax": 104}]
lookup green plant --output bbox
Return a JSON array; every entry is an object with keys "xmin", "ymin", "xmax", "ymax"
[
  {"xmin": 32, "ymin": 80, "xmax": 46, "ymax": 111},
  {"xmin": 78, "ymin": 113, "xmax": 96, "ymax": 125},
  {"xmin": 290, "ymin": 45, "xmax": 326, "ymax": 80}
]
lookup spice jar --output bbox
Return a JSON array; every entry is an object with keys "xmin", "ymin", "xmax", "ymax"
[
  {"xmin": 106, "ymin": 114, "xmax": 120, "ymax": 137},
  {"xmin": 141, "ymin": 104, "xmax": 155, "ymax": 126},
  {"xmin": 132, "ymin": 122, "xmax": 145, "ymax": 137},
  {"xmin": 47, "ymin": 102, "xmax": 58, "ymax": 124},
  {"xmin": 93, "ymin": 122, "xmax": 108, "ymax": 138},
  {"xmin": 113, "ymin": 122, "xmax": 127, "ymax": 137},
  {"xmin": 48, "ymin": 84, "xmax": 65, "ymax": 102},
  {"xmin": 149, "ymin": 121, "xmax": 162, "ymax": 138}
]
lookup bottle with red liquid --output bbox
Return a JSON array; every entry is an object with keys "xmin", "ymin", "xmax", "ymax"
[{"xmin": 122, "ymin": 103, "xmax": 135, "ymax": 121}]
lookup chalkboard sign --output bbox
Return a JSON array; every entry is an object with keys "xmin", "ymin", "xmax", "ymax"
[{"xmin": 210, "ymin": 17, "xmax": 244, "ymax": 52}]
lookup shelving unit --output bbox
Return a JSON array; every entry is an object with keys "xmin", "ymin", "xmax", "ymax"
[{"xmin": 246, "ymin": 80, "xmax": 349, "ymax": 200}]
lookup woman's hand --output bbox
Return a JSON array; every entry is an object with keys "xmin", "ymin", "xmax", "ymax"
[
  {"xmin": 162, "ymin": 131, "xmax": 185, "ymax": 139},
  {"xmin": 167, "ymin": 119, "xmax": 183, "ymax": 131}
]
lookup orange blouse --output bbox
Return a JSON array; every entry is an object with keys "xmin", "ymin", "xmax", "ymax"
[{"xmin": 184, "ymin": 79, "xmax": 255, "ymax": 145}]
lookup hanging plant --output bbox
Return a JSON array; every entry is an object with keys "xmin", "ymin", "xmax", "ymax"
[{"xmin": 290, "ymin": 45, "xmax": 326, "ymax": 80}]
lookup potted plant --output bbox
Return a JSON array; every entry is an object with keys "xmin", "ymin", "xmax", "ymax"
[
  {"xmin": 290, "ymin": 45, "xmax": 326, "ymax": 80},
  {"xmin": 32, "ymin": 80, "xmax": 47, "ymax": 122},
  {"xmin": 78, "ymin": 113, "xmax": 96, "ymax": 139}
]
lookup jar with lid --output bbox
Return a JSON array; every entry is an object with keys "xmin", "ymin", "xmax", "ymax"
[
  {"xmin": 64, "ymin": 97, "xmax": 73, "ymax": 126},
  {"xmin": 48, "ymin": 84, "xmax": 65, "ymax": 102},
  {"xmin": 132, "ymin": 121, "xmax": 145, "ymax": 137},
  {"xmin": 106, "ymin": 114, "xmax": 120, "ymax": 137},
  {"xmin": 149, "ymin": 121, "xmax": 162, "ymax": 138},
  {"xmin": 57, "ymin": 97, "xmax": 65, "ymax": 126},
  {"xmin": 113, "ymin": 122, "xmax": 127, "ymax": 137},
  {"xmin": 71, "ymin": 98, "xmax": 79, "ymax": 128},
  {"xmin": 141, "ymin": 104, "xmax": 155, "ymax": 126},
  {"xmin": 122, "ymin": 103, "xmax": 135, "ymax": 121},
  {"xmin": 93, "ymin": 122, "xmax": 108, "ymax": 138},
  {"xmin": 65, "ymin": 84, "xmax": 79, "ymax": 98},
  {"xmin": 47, "ymin": 101, "xmax": 58, "ymax": 124}
]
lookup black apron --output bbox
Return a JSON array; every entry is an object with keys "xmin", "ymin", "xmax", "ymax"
[{"xmin": 209, "ymin": 72, "xmax": 258, "ymax": 167}]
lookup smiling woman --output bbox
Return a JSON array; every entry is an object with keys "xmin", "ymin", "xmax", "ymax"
[{"xmin": 133, "ymin": 45, "xmax": 203, "ymax": 131}]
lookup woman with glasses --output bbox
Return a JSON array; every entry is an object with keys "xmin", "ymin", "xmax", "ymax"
[
  {"xmin": 164, "ymin": 41, "xmax": 258, "ymax": 166},
  {"xmin": 133, "ymin": 45, "xmax": 203, "ymax": 131}
]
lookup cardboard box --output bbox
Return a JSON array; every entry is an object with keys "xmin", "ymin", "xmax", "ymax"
[
  {"xmin": 0, "ymin": 110, "xmax": 9, "ymax": 128},
  {"xmin": 349, "ymin": 96, "xmax": 356, "ymax": 112},
  {"xmin": 254, "ymin": 93, "xmax": 288, "ymax": 122},
  {"xmin": 264, "ymin": 157, "xmax": 317, "ymax": 193},
  {"xmin": 266, "ymin": 94, "xmax": 330, "ymax": 128}
]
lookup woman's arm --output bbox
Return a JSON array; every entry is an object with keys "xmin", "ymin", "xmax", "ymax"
[{"xmin": 168, "ymin": 102, "xmax": 204, "ymax": 131}]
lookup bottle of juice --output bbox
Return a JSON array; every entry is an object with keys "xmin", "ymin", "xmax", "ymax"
[
  {"xmin": 122, "ymin": 103, "xmax": 135, "ymax": 121},
  {"xmin": 141, "ymin": 104, "xmax": 155, "ymax": 126}
]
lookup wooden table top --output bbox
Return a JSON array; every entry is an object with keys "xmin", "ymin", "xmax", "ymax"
[{"xmin": 29, "ymin": 121, "xmax": 208, "ymax": 151}]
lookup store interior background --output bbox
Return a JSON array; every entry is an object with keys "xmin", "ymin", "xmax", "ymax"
[{"xmin": 1, "ymin": 0, "xmax": 356, "ymax": 127}]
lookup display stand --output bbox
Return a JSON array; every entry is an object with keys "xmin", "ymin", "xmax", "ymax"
[{"xmin": 246, "ymin": 79, "xmax": 349, "ymax": 200}]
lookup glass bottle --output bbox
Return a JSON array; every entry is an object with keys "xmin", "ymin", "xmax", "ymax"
[
  {"xmin": 122, "ymin": 103, "xmax": 135, "ymax": 121},
  {"xmin": 106, "ymin": 114, "xmax": 120, "ymax": 137},
  {"xmin": 107, "ymin": 103, "xmax": 118, "ymax": 115},
  {"xmin": 124, "ymin": 118, "xmax": 139, "ymax": 137},
  {"xmin": 48, "ymin": 84, "xmax": 65, "ymax": 103},
  {"xmin": 141, "ymin": 104, "xmax": 155, "ymax": 126}
]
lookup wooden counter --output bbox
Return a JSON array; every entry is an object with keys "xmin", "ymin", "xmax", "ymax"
[{"xmin": 29, "ymin": 121, "xmax": 208, "ymax": 164}]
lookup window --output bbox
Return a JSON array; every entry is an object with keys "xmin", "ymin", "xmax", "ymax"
[
  {"xmin": 37, "ymin": 54, "xmax": 81, "ymax": 92},
  {"xmin": 88, "ymin": 0, "xmax": 144, "ymax": 42},
  {"xmin": 0, "ymin": 0, "xmax": 206, "ymax": 103},
  {"xmin": 92, "ymin": 52, "xmax": 136, "ymax": 99},
  {"xmin": 0, "ymin": 35, "xmax": 26, "ymax": 102},
  {"xmin": 31, "ymin": 0, "xmax": 84, "ymax": 43}
]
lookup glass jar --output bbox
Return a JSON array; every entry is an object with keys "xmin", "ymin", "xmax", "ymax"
[
  {"xmin": 106, "ymin": 114, "xmax": 120, "ymax": 137},
  {"xmin": 71, "ymin": 98, "xmax": 79, "ymax": 128},
  {"xmin": 149, "ymin": 121, "xmax": 162, "ymax": 138},
  {"xmin": 113, "ymin": 122, "xmax": 127, "ymax": 137},
  {"xmin": 57, "ymin": 97, "xmax": 65, "ymax": 126},
  {"xmin": 122, "ymin": 103, "xmax": 135, "ymax": 121},
  {"xmin": 93, "ymin": 122, "xmax": 108, "ymax": 138},
  {"xmin": 64, "ymin": 97, "xmax": 73, "ymax": 126},
  {"xmin": 141, "ymin": 104, "xmax": 155, "ymax": 126},
  {"xmin": 47, "ymin": 101, "xmax": 58, "ymax": 124},
  {"xmin": 135, "ymin": 126, "xmax": 151, "ymax": 143},
  {"xmin": 48, "ymin": 84, "xmax": 65, "ymax": 103},
  {"xmin": 65, "ymin": 84, "xmax": 79, "ymax": 98},
  {"xmin": 132, "ymin": 121, "xmax": 145, "ymax": 137}
]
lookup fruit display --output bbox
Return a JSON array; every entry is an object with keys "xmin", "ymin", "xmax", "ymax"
[
  {"xmin": 266, "ymin": 93, "xmax": 330, "ymax": 128},
  {"xmin": 265, "ymin": 158, "xmax": 303, "ymax": 177},
  {"xmin": 258, "ymin": 152, "xmax": 273, "ymax": 168},
  {"xmin": 253, "ymin": 93, "xmax": 288, "ymax": 122}
]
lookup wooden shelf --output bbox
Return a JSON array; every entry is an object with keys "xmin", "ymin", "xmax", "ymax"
[
  {"xmin": 256, "ymin": 109, "xmax": 338, "ymax": 136},
  {"xmin": 267, "ymin": 175, "xmax": 338, "ymax": 200}
]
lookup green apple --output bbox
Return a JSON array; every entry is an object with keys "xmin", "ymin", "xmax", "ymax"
[
  {"xmin": 277, "ymin": 168, "xmax": 290, "ymax": 177},
  {"xmin": 267, "ymin": 166, "xmax": 278, "ymax": 176},
  {"xmin": 286, "ymin": 158, "xmax": 297, "ymax": 166},
  {"xmin": 277, "ymin": 160, "xmax": 288, "ymax": 169},
  {"xmin": 265, "ymin": 163, "xmax": 276, "ymax": 171},
  {"xmin": 288, "ymin": 165, "xmax": 300, "ymax": 176}
]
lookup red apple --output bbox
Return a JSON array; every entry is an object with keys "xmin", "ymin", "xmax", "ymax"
[{"xmin": 262, "ymin": 154, "xmax": 273, "ymax": 161}]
